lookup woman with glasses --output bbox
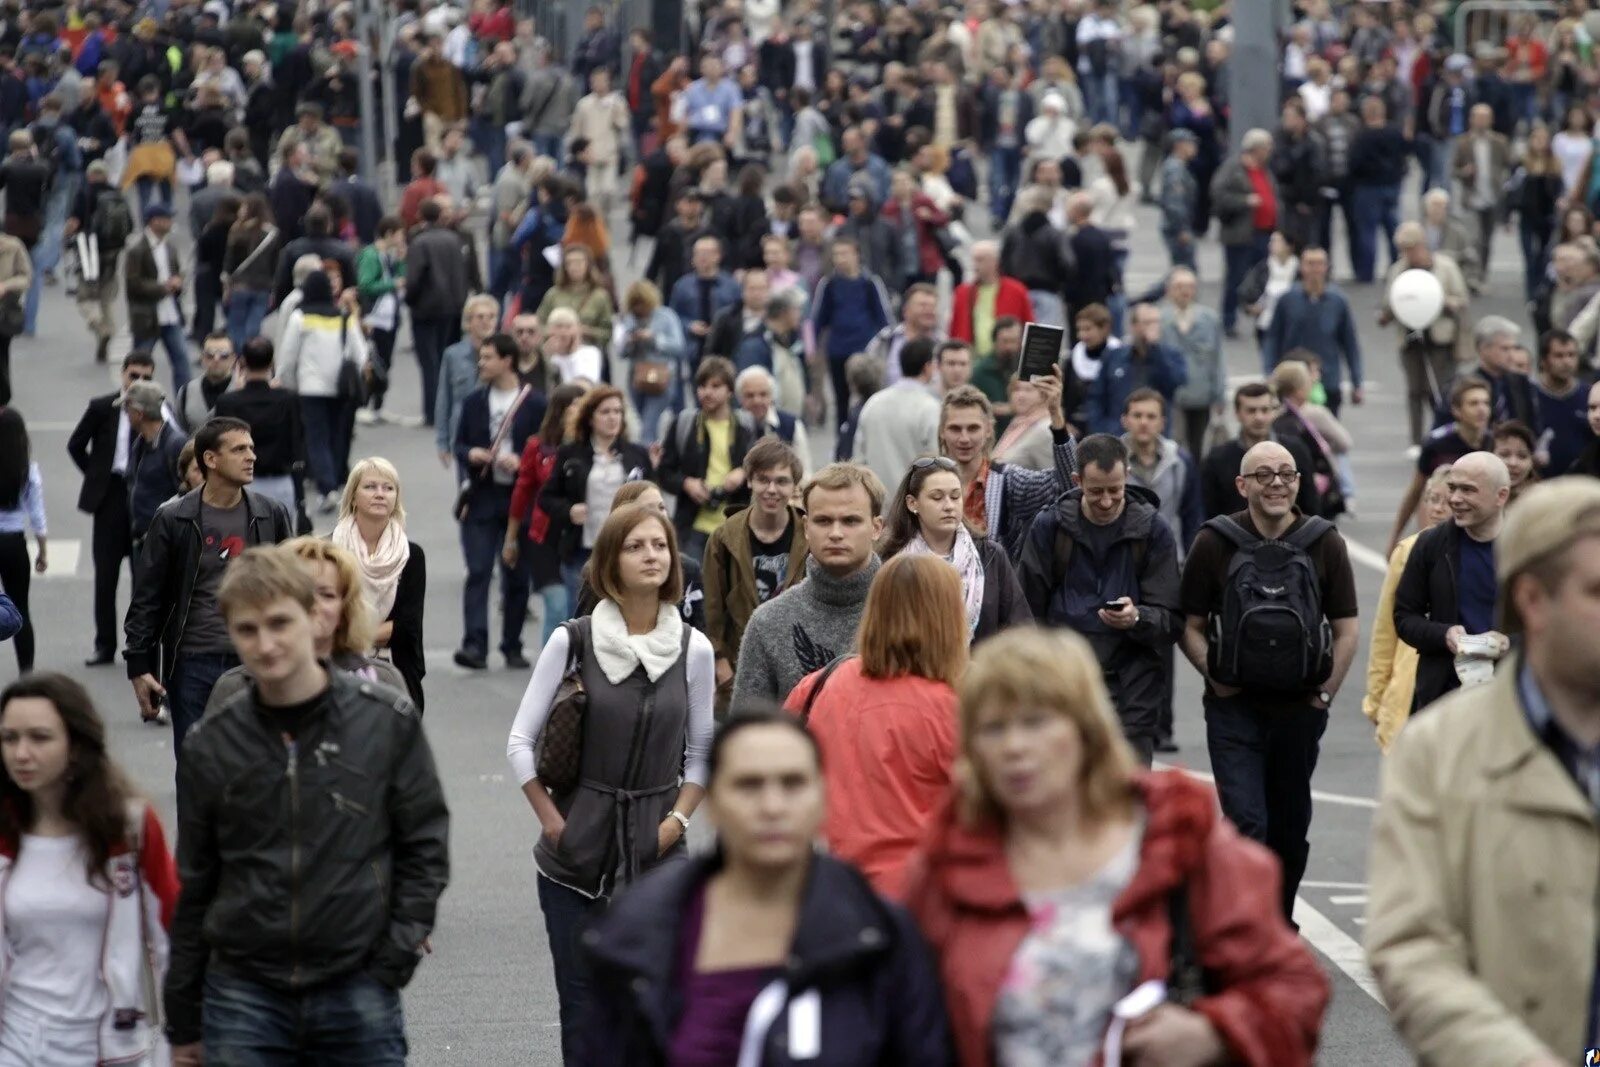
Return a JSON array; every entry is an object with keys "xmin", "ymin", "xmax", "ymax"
[
  {"xmin": 906, "ymin": 628, "xmax": 1328, "ymax": 1067},
  {"xmin": 583, "ymin": 711, "xmax": 952, "ymax": 1065},
  {"xmin": 881, "ymin": 456, "xmax": 1030, "ymax": 646}
]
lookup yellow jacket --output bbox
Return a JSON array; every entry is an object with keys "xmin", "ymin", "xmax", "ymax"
[
  {"xmin": 1366, "ymin": 657, "xmax": 1598, "ymax": 1065},
  {"xmin": 1362, "ymin": 532, "xmax": 1419, "ymax": 752}
]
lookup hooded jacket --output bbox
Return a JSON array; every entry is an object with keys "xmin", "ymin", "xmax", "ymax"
[
  {"xmin": 584, "ymin": 853, "xmax": 952, "ymax": 1066},
  {"xmin": 276, "ymin": 273, "xmax": 369, "ymax": 400},
  {"xmin": 1121, "ymin": 434, "xmax": 1204, "ymax": 555},
  {"xmin": 904, "ymin": 771, "xmax": 1330, "ymax": 1067}
]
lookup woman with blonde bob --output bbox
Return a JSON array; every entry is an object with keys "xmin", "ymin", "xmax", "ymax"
[
  {"xmin": 332, "ymin": 456, "xmax": 426, "ymax": 709},
  {"xmin": 782, "ymin": 553, "xmax": 968, "ymax": 898},
  {"xmin": 905, "ymin": 628, "xmax": 1329, "ymax": 1067},
  {"xmin": 203, "ymin": 538, "xmax": 409, "ymax": 716}
]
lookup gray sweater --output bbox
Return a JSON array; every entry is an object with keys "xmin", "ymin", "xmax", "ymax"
[{"xmin": 733, "ymin": 555, "xmax": 882, "ymax": 705}]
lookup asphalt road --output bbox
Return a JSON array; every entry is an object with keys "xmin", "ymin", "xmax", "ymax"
[{"xmin": 0, "ymin": 165, "xmax": 1529, "ymax": 1063}]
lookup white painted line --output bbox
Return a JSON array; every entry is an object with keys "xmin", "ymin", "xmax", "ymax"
[
  {"xmin": 1155, "ymin": 762, "xmax": 1379, "ymax": 809},
  {"xmin": 1328, "ymin": 893, "xmax": 1369, "ymax": 906},
  {"xmin": 1344, "ymin": 537, "xmax": 1392, "ymax": 576},
  {"xmin": 1295, "ymin": 895, "xmax": 1385, "ymax": 1005},
  {"xmin": 1300, "ymin": 880, "xmax": 1368, "ymax": 891}
]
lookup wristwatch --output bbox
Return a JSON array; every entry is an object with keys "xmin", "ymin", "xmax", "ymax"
[
  {"xmin": 668, "ymin": 810, "xmax": 691, "ymax": 833},
  {"xmin": 1315, "ymin": 690, "xmax": 1333, "ymax": 707}
]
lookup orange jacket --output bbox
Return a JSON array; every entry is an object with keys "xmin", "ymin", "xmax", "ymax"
[
  {"xmin": 904, "ymin": 771, "xmax": 1329, "ymax": 1067},
  {"xmin": 785, "ymin": 659, "xmax": 958, "ymax": 899}
]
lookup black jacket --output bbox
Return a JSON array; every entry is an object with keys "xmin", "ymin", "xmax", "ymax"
[
  {"xmin": 124, "ymin": 488, "xmax": 294, "ymax": 683},
  {"xmin": 1000, "ymin": 211, "xmax": 1076, "ymax": 296},
  {"xmin": 452, "ymin": 384, "xmax": 547, "ymax": 517},
  {"xmin": 1349, "ymin": 124, "xmax": 1408, "ymax": 187},
  {"xmin": 630, "ymin": 148, "xmax": 676, "ymax": 240},
  {"xmin": 584, "ymin": 853, "xmax": 952, "ymax": 1067},
  {"xmin": 1065, "ymin": 223, "xmax": 1117, "ymax": 311},
  {"xmin": 404, "ymin": 224, "xmax": 474, "ymax": 321},
  {"xmin": 538, "ymin": 438, "xmax": 656, "ymax": 559},
  {"xmin": 658, "ymin": 410, "xmax": 757, "ymax": 540},
  {"xmin": 1198, "ymin": 435, "xmax": 1320, "ymax": 518},
  {"xmin": 972, "ymin": 536, "xmax": 1034, "ymax": 643},
  {"xmin": 66, "ymin": 391, "xmax": 121, "ymax": 514},
  {"xmin": 212, "ymin": 380, "xmax": 307, "ymax": 479},
  {"xmin": 164, "ymin": 669, "xmax": 450, "ymax": 1046},
  {"xmin": 1393, "ymin": 520, "xmax": 1469, "ymax": 711}
]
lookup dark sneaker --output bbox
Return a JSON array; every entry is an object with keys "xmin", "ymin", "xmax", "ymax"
[{"xmin": 453, "ymin": 649, "xmax": 488, "ymax": 670}]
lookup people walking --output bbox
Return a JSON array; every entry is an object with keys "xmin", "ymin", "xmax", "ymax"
[{"xmin": 0, "ymin": 408, "xmax": 47, "ymax": 675}]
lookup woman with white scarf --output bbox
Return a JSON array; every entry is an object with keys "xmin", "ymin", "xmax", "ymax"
[
  {"xmin": 331, "ymin": 457, "xmax": 427, "ymax": 711},
  {"xmin": 880, "ymin": 457, "xmax": 1031, "ymax": 644},
  {"xmin": 506, "ymin": 501, "xmax": 714, "ymax": 1064}
]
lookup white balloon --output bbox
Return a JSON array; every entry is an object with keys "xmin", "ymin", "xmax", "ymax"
[{"xmin": 1388, "ymin": 268, "xmax": 1445, "ymax": 331}]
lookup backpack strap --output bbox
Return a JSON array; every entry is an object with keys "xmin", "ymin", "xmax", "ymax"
[
  {"xmin": 1200, "ymin": 514, "xmax": 1257, "ymax": 549},
  {"xmin": 1280, "ymin": 515, "xmax": 1334, "ymax": 551},
  {"xmin": 799, "ymin": 654, "xmax": 854, "ymax": 726}
]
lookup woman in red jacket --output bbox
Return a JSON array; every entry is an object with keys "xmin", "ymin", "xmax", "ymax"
[
  {"xmin": 504, "ymin": 382, "xmax": 590, "ymax": 644},
  {"xmin": 783, "ymin": 553, "xmax": 966, "ymax": 899},
  {"xmin": 905, "ymin": 628, "xmax": 1328, "ymax": 1067}
]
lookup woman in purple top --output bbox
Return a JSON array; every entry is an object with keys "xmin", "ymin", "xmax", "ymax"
[{"xmin": 582, "ymin": 711, "xmax": 952, "ymax": 1066}]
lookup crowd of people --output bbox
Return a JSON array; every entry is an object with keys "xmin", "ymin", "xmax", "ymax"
[{"xmin": 2, "ymin": 0, "xmax": 1600, "ymax": 1063}]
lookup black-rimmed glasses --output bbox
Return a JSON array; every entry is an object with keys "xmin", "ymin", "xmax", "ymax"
[{"xmin": 1247, "ymin": 468, "xmax": 1301, "ymax": 487}]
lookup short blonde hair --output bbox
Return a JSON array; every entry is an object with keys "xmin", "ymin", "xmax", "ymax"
[
  {"xmin": 1393, "ymin": 220, "xmax": 1426, "ymax": 249},
  {"xmin": 801, "ymin": 462, "xmax": 885, "ymax": 515},
  {"xmin": 589, "ymin": 503, "xmax": 684, "ymax": 606},
  {"xmin": 339, "ymin": 456, "xmax": 407, "ymax": 527},
  {"xmin": 858, "ymin": 554, "xmax": 969, "ymax": 686},
  {"xmin": 625, "ymin": 279, "xmax": 662, "ymax": 317},
  {"xmin": 285, "ymin": 536, "xmax": 375, "ymax": 655},
  {"xmin": 1270, "ymin": 359, "xmax": 1312, "ymax": 401},
  {"xmin": 545, "ymin": 306, "xmax": 580, "ymax": 330},
  {"xmin": 957, "ymin": 629, "xmax": 1139, "ymax": 826},
  {"xmin": 461, "ymin": 293, "xmax": 500, "ymax": 332}
]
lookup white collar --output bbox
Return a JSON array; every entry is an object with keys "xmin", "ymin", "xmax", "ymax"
[{"xmin": 591, "ymin": 600, "xmax": 684, "ymax": 684}]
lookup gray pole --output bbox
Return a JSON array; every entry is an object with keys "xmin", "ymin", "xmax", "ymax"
[
  {"xmin": 1229, "ymin": 0, "xmax": 1282, "ymax": 155},
  {"xmin": 354, "ymin": 0, "xmax": 379, "ymax": 187},
  {"xmin": 376, "ymin": 0, "xmax": 400, "ymax": 202}
]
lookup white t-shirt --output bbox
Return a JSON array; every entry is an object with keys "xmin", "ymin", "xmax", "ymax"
[
  {"xmin": 552, "ymin": 345, "xmax": 604, "ymax": 385},
  {"xmin": 1553, "ymin": 130, "xmax": 1593, "ymax": 195},
  {"xmin": 487, "ymin": 384, "xmax": 521, "ymax": 485},
  {"xmin": 4, "ymin": 835, "xmax": 111, "ymax": 1024}
]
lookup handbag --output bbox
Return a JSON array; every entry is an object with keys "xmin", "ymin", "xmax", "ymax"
[
  {"xmin": 625, "ymin": 336, "xmax": 672, "ymax": 397},
  {"xmin": 535, "ymin": 620, "xmax": 589, "ymax": 793},
  {"xmin": 335, "ymin": 314, "xmax": 369, "ymax": 404}
]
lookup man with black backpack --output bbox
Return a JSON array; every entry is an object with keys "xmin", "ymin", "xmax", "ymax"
[
  {"xmin": 1179, "ymin": 439, "xmax": 1360, "ymax": 924},
  {"xmin": 66, "ymin": 159, "xmax": 133, "ymax": 363}
]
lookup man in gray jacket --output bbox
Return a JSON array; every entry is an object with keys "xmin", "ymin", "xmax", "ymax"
[
  {"xmin": 1210, "ymin": 128, "xmax": 1279, "ymax": 337},
  {"xmin": 851, "ymin": 337, "xmax": 941, "ymax": 506},
  {"xmin": 734, "ymin": 463, "xmax": 884, "ymax": 704}
]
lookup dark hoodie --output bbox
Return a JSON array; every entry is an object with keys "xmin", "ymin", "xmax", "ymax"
[{"xmin": 998, "ymin": 209, "xmax": 1075, "ymax": 295}]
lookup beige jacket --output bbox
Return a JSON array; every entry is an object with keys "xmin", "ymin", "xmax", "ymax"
[
  {"xmin": 0, "ymin": 234, "xmax": 31, "ymax": 294},
  {"xmin": 1366, "ymin": 657, "xmax": 1599, "ymax": 1065},
  {"xmin": 1382, "ymin": 252, "xmax": 1469, "ymax": 356},
  {"xmin": 567, "ymin": 91, "xmax": 630, "ymax": 164},
  {"xmin": 1362, "ymin": 532, "xmax": 1419, "ymax": 752}
]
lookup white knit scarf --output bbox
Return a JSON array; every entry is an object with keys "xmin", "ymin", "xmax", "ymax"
[
  {"xmin": 591, "ymin": 599, "xmax": 685, "ymax": 684},
  {"xmin": 331, "ymin": 516, "xmax": 410, "ymax": 624},
  {"xmin": 909, "ymin": 525, "xmax": 985, "ymax": 640}
]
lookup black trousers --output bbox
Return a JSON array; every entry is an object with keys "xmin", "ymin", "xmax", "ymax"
[
  {"xmin": 0, "ymin": 332, "xmax": 11, "ymax": 407},
  {"xmin": 91, "ymin": 480, "xmax": 132, "ymax": 656},
  {"xmin": 0, "ymin": 532, "xmax": 33, "ymax": 673}
]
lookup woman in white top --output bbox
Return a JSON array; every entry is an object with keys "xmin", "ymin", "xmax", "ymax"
[
  {"xmin": 506, "ymin": 502, "xmax": 714, "ymax": 1063},
  {"xmin": 0, "ymin": 672, "xmax": 178, "ymax": 1066},
  {"xmin": 276, "ymin": 269, "xmax": 370, "ymax": 506},
  {"xmin": 1241, "ymin": 230, "xmax": 1300, "ymax": 350},
  {"xmin": 1025, "ymin": 93, "xmax": 1077, "ymax": 162},
  {"xmin": 1088, "ymin": 147, "xmax": 1138, "ymax": 330},
  {"xmin": 0, "ymin": 409, "xmax": 45, "ymax": 675},
  {"xmin": 1552, "ymin": 103, "xmax": 1593, "ymax": 197},
  {"xmin": 541, "ymin": 306, "xmax": 605, "ymax": 385}
]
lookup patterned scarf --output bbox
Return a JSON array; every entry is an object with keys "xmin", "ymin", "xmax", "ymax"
[{"xmin": 908, "ymin": 524, "xmax": 985, "ymax": 640}]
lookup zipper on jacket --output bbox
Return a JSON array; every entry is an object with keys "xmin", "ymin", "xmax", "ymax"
[{"xmin": 285, "ymin": 734, "xmax": 301, "ymax": 988}]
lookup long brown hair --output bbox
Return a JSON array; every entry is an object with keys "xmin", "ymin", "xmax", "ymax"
[
  {"xmin": 1103, "ymin": 147, "xmax": 1131, "ymax": 198},
  {"xmin": 0, "ymin": 673, "xmax": 137, "ymax": 888},
  {"xmin": 857, "ymin": 554, "xmax": 969, "ymax": 686},
  {"xmin": 589, "ymin": 503, "xmax": 685, "ymax": 605},
  {"xmin": 879, "ymin": 458, "xmax": 968, "ymax": 559},
  {"xmin": 540, "ymin": 382, "xmax": 589, "ymax": 447}
]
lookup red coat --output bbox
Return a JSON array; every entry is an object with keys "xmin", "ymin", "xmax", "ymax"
[
  {"xmin": 947, "ymin": 277, "xmax": 1035, "ymax": 344},
  {"xmin": 509, "ymin": 437, "xmax": 557, "ymax": 544},
  {"xmin": 904, "ymin": 770, "xmax": 1329, "ymax": 1067}
]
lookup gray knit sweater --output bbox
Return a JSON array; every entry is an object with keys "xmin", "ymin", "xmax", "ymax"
[{"xmin": 732, "ymin": 555, "xmax": 882, "ymax": 705}]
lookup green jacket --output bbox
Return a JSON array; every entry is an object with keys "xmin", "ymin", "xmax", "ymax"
[
  {"xmin": 355, "ymin": 243, "xmax": 405, "ymax": 305},
  {"xmin": 535, "ymin": 284, "xmax": 614, "ymax": 349}
]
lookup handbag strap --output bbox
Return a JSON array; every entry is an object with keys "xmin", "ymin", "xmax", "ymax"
[
  {"xmin": 224, "ymin": 224, "xmax": 277, "ymax": 283},
  {"xmin": 799, "ymin": 654, "xmax": 854, "ymax": 726}
]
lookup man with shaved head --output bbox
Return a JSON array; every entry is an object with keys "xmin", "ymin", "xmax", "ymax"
[
  {"xmin": 1180, "ymin": 437, "xmax": 1360, "ymax": 922},
  {"xmin": 1394, "ymin": 450, "xmax": 1511, "ymax": 711}
]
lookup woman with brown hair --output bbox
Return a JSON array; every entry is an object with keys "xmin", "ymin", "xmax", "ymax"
[
  {"xmin": 781, "ymin": 553, "xmax": 966, "ymax": 898},
  {"xmin": 506, "ymin": 501, "xmax": 715, "ymax": 1064},
  {"xmin": 880, "ymin": 457, "xmax": 1030, "ymax": 646},
  {"xmin": 615, "ymin": 279, "xmax": 686, "ymax": 442},
  {"xmin": 535, "ymin": 243, "xmax": 614, "ymax": 349},
  {"xmin": 506, "ymin": 382, "xmax": 590, "ymax": 643},
  {"xmin": 905, "ymin": 628, "xmax": 1328, "ymax": 1067},
  {"xmin": 221, "ymin": 192, "xmax": 280, "ymax": 352}
]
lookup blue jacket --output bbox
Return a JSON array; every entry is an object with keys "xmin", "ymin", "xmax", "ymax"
[
  {"xmin": 434, "ymin": 338, "xmax": 483, "ymax": 453},
  {"xmin": 820, "ymin": 152, "xmax": 893, "ymax": 214},
  {"xmin": 128, "ymin": 421, "xmax": 188, "ymax": 539},
  {"xmin": 1261, "ymin": 285, "xmax": 1364, "ymax": 390},
  {"xmin": 0, "ymin": 592, "xmax": 19, "ymax": 641},
  {"xmin": 1085, "ymin": 342, "xmax": 1189, "ymax": 435},
  {"xmin": 810, "ymin": 272, "xmax": 893, "ymax": 362},
  {"xmin": 668, "ymin": 271, "xmax": 741, "ymax": 367},
  {"xmin": 451, "ymin": 384, "xmax": 547, "ymax": 510}
]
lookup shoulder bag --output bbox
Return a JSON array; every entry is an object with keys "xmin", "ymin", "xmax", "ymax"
[
  {"xmin": 455, "ymin": 384, "xmax": 534, "ymax": 521},
  {"xmin": 536, "ymin": 619, "xmax": 589, "ymax": 793}
]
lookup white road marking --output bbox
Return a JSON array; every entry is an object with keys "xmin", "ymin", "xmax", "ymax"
[
  {"xmin": 1155, "ymin": 762, "xmax": 1379, "ymax": 809},
  {"xmin": 1300, "ymin": 879, "xmax": 1368, "ymax": 890},
  {"xmin": 1329, "ymin": 893, "xmax": 1369, "ymax": 906},
  {"xmin": 1343, "ymin": 537, "xmax": 1392, "ymax": 576},
  {"xmin": 1295, "ymin": 895, "xmax": 1385, "ymax": 1005}
]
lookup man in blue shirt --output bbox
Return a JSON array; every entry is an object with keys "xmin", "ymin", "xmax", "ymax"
[
  {"xmin": 820, "ymin": 125, "xmax": 893, "ymax": 216},
  {"xmin": 1533, "ymin": 328, "xmax": 1593, "ymax": 476},
  {"xmin": 1393, "ymin": 450, "xmax": 1510, "ymax": 711},
  {"xmin": 808, "ymin": 237, "xmax": 893, "ymax": 428},
  {"xmin": 680, "ymin": 55, "xmax": 743, "ymax": 146},
  {"xmin": 1262, "ymin": 246, "xmax": 1363, "ymax": 416}
]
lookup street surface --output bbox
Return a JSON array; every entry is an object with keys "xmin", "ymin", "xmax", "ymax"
[{"xmin": 2, "ymin": 168, "xmax": 1519, "ymax": 1062}]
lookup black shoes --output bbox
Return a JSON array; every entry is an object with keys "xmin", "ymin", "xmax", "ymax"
[
  {"xmin": 1155, "ymin": 738, "xmax": 1179, "ymax": 754},
  {"xmin": 84, "ymin": 649, "xmax": 116, "ymax": 667},
  {"xmin": 504, "ymin": 652, "xmax": 531, "ymax": 670},
  {"xmin": 453, "ymin": 649, "xmax": 488, "ymax": 670}
]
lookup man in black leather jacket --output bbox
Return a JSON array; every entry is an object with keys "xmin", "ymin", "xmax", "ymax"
[{"xmin": 164, "ymin": 546, "xmax": 449, "ymax": 1065}]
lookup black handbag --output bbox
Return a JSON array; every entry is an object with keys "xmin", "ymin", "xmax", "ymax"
[{"xmin": 335, "ymin": 314, "xmax": 369, "ymax": 404}]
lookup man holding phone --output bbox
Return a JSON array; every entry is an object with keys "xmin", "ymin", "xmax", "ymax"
[{"xmin": 1017, "ymin": 433, "xmax": 1184, "ymax": 764}]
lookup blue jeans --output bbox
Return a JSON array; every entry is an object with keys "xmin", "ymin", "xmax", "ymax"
[
  {"xmin": 134, "ymin": 176, "xmax": 173, "ymax": 220},
  {"xmin": 1164, "ymin": 233, "xmax": 1197, "ymax": 272},
  {"xmin": 631, "ymin": 383, "xmax": 675, "ymax": 445},
  {"xmin": 168, "ymin": 651, "xmax": 237, "ymax": 806},
  {"xmin": 1221, "ymin": 231, "xmax": 1270, "ymax": 333},
  {"xmin": 1521, "ymin": 219, "xmax": 1549, "ymax": 302},
  {"xmin": 33, "ymin": 174, "xmax": 77, "ymax": 278},
  {"xmin": 1028, "ymin": 289, "xmax": 1065, "ymax": 328},
  {"xmin": 538, "ymin": 874, "xmax": 605, "ymax": 1066},
  {"xmin": 1204, "ymin": 692, "xmax": 1328, "ymax": 923},
  {"xmin": 538, "ymin": 582, "xmax": 569, "ymax": 648},
  {"xmin": 226, "ymin": 289, "xmax": 271, "ymax": 351},
  {"xmin": 1427, "ymin": 138, "xmax": 1454, "ymax": 195},
  {"xmin": 530, "ymin": 132, "xmax": 563, "ymax": 160},
  {"xmin": 987, "ymin": 145, "xmax": 1023, "ymax": 225},
  {"xmin": 203, "ymin": 968, "xmax": 406, "ymax": 1065},
  {"xmin": 1082, "ymin": 70, "xmax": 1120, "ymax": 126},
  {"xmin": 135, "ymin": 321, "xmax": 192, "ymax": 391},
  {"xmin": 460, "ymin": 498, "xmax": 529, "ymax": 658},
  {"xmin": 473, "ymin": 119, "xmax": 507, "ymax": 179},
  {"xmin": 560, "ymin": 547, "xmax": 592, "ymax": 618},
  {"xmin": 300, "ymin": 395, "xmax": 349, "ymax": 496},
  {"xmin": 22, "ymin": 248, "xmax": 40, "ymax": 336},
  {"xmin": 1349, "ymin": 182, "xmax": 1400, "ymax": 283}
]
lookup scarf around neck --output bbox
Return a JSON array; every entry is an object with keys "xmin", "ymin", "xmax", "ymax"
[
  {"xmin": 591, "ymin": 599, "xmax": 685, "ymax": 684},
  {"xmin": 908, "ymin": 526, "xmax": 985, "ymax": 640},
  {"xmin": 331, "ymin": 516, "xmax": 410, "ymax": 625}
]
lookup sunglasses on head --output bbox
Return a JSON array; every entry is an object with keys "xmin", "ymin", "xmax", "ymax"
[{"xmin": 912, "ymin": 456, "xmax": 958, "ymax": 473}]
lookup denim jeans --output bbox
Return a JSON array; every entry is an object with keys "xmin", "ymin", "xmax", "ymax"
[
  {"xmin": 300, "ymin": 395, "xmax": 349, "ymax": 496},
  {"xmin": 987, "ymin": 145, "xmax": 1023, "ymax": 226},
  {"xmin": 203, "ymin": 968, "xmax": 406, "ymax": 1065},
  {"xmin": 168, "ymin": 651, "xmax": 238, "ymax": 758},
  {"xmin": 21, "ymin": 249, "xmax": 39, "ymax": 336},
  {"xmin": 1203, "ymin": 692, "xmax": 1328, "ymax": 924},
  {"xmin": 1082, "ymin": 69, "xmax": 1120, "ymax": 126},
  {"xmin": 560, "ymin": 547, "xmax": 592, "ymax": 618},
  {"xmin": 538, "ymin": 874, "xmax": 605, "ymax": 1066},
  {"xmin": 225, "ymin": 288, "xmax": 270, "ymax": 351},
  {"xmin": 134, "ymin": 176, "xmax": 173, "ymax": 220},
  {"xmin": 631, "ymin": 383, "xmax": 675, "ymax": 445},
  {"xmin": 135, "ymin": 322, "xmax": 193, "ymax": 391},
  {"xmin": 1520, "ymin": 220, "xmax": 1549, "ymax": 302},
  {"xmin": 460, "ymin": 497, "xmax": 529, "ymax": 658},
  {"xmin": 1221, "ymin": 231, "xmax": 1270, "ymax": 333},
  {"xmin": 33, "ymin": 174, "xmax": 77, "ymax": 278},
  {"xmin": 1163, "ymin": 233, "xmax": 1197, "ymax": 272},
  {"xmin": 538, "ymin": 582, "xmax": 570, "ymax": 648},
  {"xmin": 1349, "ymin": 182, "xmax": 1400, "ymax": 283},
  {"xmin": 1028, "ymin": 290, "xmax": 1066, "ymax": 328}
]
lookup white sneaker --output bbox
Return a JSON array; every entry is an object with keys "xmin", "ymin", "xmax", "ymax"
[
  {"xmin": 317, "ymin": 490, "xmax": 340, "ymax": 515},
  {"xmin": 355, "ymin": 408, "xmax": 378, "ymax": 425}
]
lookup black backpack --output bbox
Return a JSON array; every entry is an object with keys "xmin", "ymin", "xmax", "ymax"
[
  {"xmin": 1202, "ymin": 515, "xmax": 1334, "ymax": 695},
  {"xmin": 91, "ymin": 188, "xmax": 134, "ymax": 252}
]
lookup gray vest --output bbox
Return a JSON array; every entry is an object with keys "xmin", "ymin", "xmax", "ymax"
[{"xmin": 534, "ymin": 617, "xmax": 692, "ymax": 898}]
